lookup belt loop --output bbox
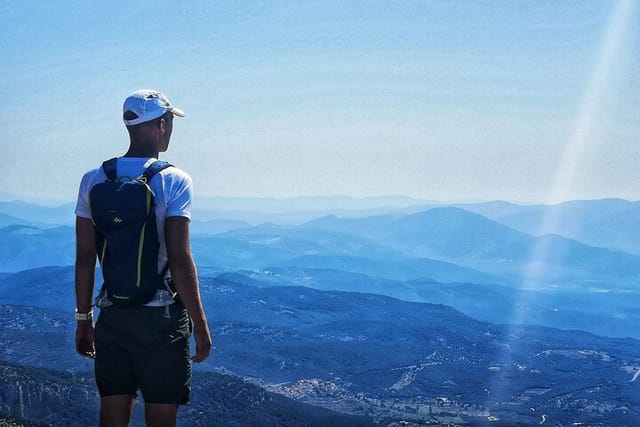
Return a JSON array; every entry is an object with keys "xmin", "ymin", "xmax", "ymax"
[{"xmin": 163, "ymin": 305, "xmax": 171, "ymax": 319}]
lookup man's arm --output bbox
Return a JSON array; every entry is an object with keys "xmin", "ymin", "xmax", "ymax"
[
  {"xmin": 165, "ymin": 216, "xmax": 212, "ymax": 363},
  {"xmin": 75, "ymin": 216, "xmax": 97, "ymax": 359}
]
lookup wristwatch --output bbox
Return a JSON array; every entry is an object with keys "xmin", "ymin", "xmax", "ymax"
[{"xmin": 75, "ymin": 309, "xmax": 93, "ymax": 322}]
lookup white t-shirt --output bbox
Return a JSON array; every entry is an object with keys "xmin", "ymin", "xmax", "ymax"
[{"xmin": 75, "ymin": 157, "xmax": 193, "ymax": 306}]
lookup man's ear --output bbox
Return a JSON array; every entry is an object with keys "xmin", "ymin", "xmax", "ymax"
[{"xmin": 159, "ymin": 117, "xmax": 167, "ymax": 135}]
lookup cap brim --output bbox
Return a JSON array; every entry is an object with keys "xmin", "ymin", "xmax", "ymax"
[{"xmin": 170, "ymin": 107, "xmax": 186, "ymax": 117}]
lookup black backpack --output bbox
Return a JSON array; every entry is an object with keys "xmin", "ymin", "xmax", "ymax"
[{"xmin": 89, "ymin": 157, "xmax": 172, "ymax": 307}]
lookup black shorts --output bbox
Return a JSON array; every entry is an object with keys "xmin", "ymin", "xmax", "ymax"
[{"xmin": 94, "ymin": 301, "xmax": 192, "ymax": 405}]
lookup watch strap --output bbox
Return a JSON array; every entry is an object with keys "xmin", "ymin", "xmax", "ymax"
[{"xmin": 75, "ymin": 309, "xmax": 93, "ymax": 321}]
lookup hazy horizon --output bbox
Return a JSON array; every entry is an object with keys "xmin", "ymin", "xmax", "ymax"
[{"xmin": 0, "ymin": 191, "xmax": 637, "ymax": 210}]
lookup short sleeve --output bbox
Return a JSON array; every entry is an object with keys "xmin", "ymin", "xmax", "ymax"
[
  {"xmin": 74, "ymin": 172, "xmax": 93, "ymax": 219},
  {"xmin": 166, "ymin": 171, "xmax": 193, "ymax": 219}
]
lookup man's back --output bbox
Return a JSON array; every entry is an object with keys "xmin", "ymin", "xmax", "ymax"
[
  {"xmin": 74, "ymin": 89, "xmax": 212, "ymax": 427},
  {"xmin": 76, "ymin": 156, "xmax": 193, "ymax": 299}
]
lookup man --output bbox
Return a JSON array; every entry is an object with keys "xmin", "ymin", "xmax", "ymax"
[{"xmin": 74, "ymin": 89, "xmax": 212, "ymax": 427}]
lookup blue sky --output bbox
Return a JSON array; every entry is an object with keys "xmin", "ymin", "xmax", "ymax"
[{"xmin": 2, "ymin": 1, "xmax": 638, "ymax": 204}]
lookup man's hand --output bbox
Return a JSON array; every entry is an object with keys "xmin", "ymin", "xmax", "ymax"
[
  {"xmin": 191, "ymin": 322, "xmax": 212, "ymax": 363},
  {"xmin": 75, "ymin": 322, "xmax": 95, "ymax": 359}
]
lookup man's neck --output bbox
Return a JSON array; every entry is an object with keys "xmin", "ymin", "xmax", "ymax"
[
  {"xmin": 123, "ymin": 149, "xmax": 159, "ymax": 158},
  {"xmin": 124, "ymin": 139, "xmax": 159, "ymax": 158}
]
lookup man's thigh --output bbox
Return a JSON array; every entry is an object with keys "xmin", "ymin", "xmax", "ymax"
[
  {"xmin": 145, "ymin": 403, "xmax": 178, "ymax": 427},
  {"xmin": 100, "ymin": 395, "xmax": 136, "ymax": 427}
]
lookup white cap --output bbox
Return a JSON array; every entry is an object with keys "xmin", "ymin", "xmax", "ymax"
[{"xmin": 122, "ymin": 89, "xmax": 186, "ymax": 126}]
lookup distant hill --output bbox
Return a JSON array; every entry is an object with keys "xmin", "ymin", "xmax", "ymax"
[
  {"xmin": 0, "ymin": 362, "xmax": 372, "ymax": 427},
  {"xmin": 0, "ymin": 213, "xmax": 33, "ymax": 229},
  {"xmin": 192, "ymin": 195, "xmax": 435, "ymax": 225},
  {"xmin": 378, "ymin": 207, "xmax": 531, "ymax": 259},
  {"xmin": 0, "ymin": 213, "xmax": 65, "ymax": 231},
  {"xmin": 302, "ymin": 207, "xmax": 640, "ymax": 289},
  {"xmin": 191, "ymin": 224, "xmax": 405, "ymax": 271},
  {"xmin": 221, "ymin": 268, "xmax": 640, "ymax": 339},
  {"xmin": 272, "ymin": 254, "xmax": 499, "ymax": 284},
  {"xmin": 303, "ymin": 213, "xmax": 401, "ymax": 237},
  {"xmin": 0, "ymin": 201, "xmax": 74, "ymax": 226},
  {"xmin": 0, "ymin": 226, "xmax": 74, "ymax": 272},
  {"xmin": 457, "ymin": 199, "xmax": 640, "ymax": 255},
  {"xmin": 190, "ymin": 218, "xmax": 252, "ymax": 235},
  {"xmin": 0, "ymin": 266, "xmax": 77, "ymax": 309},
  {"xmin": 195, "ymin": 195, "xmax": 427, "ymax": 213}
]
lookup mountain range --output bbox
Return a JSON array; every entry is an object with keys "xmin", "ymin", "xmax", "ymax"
[
  {"xmin": 301, "ymin": 207, "xmax": 640, "ymax": 288},
  {"xmin": 3, "ymin": 203, "xmax": 640, "ymax": 291},
  {"xmin": 2, "ymin": 197, "xmax": 640, "ymax": 425},
  {"xmin": 2, "ymin": 197, "xmax": 639, "ymax": 256},
  {"xmin": 2, "ymin": 197, "xmax": 640, "ymax": 340},
  {"xmin": 456, "ymin": 199, "xmax": 640, "ymax": 255}
]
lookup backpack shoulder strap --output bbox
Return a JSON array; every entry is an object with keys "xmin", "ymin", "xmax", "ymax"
[
  {"xmin": 101, "ymin": 157, "xmax": 118, "ymax": 182},
  {"xmin": 142, "ymin": 160, "xmax": 173, "ymax": 182}
]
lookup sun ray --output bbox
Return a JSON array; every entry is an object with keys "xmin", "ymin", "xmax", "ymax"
[{"xmin": 484, "ymin": 0, "xmax": 635, "ymax": 412}]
